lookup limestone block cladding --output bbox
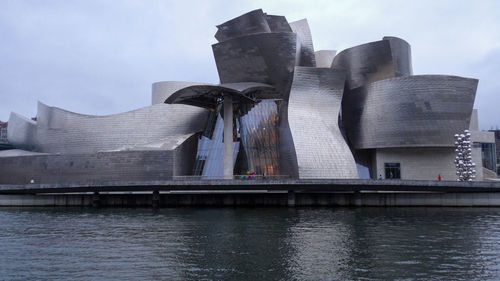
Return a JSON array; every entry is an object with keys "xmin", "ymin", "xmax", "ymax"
[
  {"xmin": 0, "ymin": 139, "xmax": 197, "ymax": 184},
  {"xmin": 374, "ymin": 147, "xmax": 458, "ymax": 181}
]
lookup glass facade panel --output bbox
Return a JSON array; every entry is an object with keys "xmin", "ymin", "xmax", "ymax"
[
  {"xmin": 192, "ymin": 99, "xmax": 281, "ymax": 178},
  {"xmin": 193, "ymin": 113, "xmax": 239, "ymax": 179},
  {"xmin": 238, "ymin": 100, "xmax": 281, "ymax": 176},
  {"xmin": 480, "ymin": 143, "xmax": 496, "ymax": 171}
]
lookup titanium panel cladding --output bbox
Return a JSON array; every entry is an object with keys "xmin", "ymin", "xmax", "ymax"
[
  {"xmin": 331, "ymin": 37, "xmax": 412, "ymax": 89},
  {"xmin": 6, "ymin": 112, "xmax": 36, "ymax": 151},
  {"xmin": 315, "ymin": 50, "xmax": 337, "ymax": 68},
  {"xmin": 266, "ymin": 15, "xmax": 292, "ymax": 33},
  {"xmin": 342, "ymin": 75, "xmax": 478, "ymax": 149},
  {"xmin": 215, "ymin": 9, "xmax": 271, "ymax": 42},
  {"xmin": 212, "ymin": 32, "xmax": 298, "ymax": 94},
  {"xmin": 287, "ymin": 66, "xmax": 358, "ymax": 179},
  {"xmin": 17, "ymin": 102, "xmax": 208, "ymax": 154},
  {"xmin": 152, "ymin": 81, "xmax": 207, "ymax": 105},
  {"xmin": 289, "ymin": 19, "xmax": 316, "ymax": 67}
]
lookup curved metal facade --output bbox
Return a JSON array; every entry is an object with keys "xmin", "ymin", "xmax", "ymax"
[
  {"xmin": 289, "ymin": 19, "xmax": 316, "ymax": 67},
  {"xmin": 1, "ymin": 9, "xmax": 485, "ymax": 182},
  {"xmin": 214, "ymin": 9, "xmax": 271, "ymax": 42},
  {"xmin": 152, "ymin": 81, "xmax": 206, "ymax": 105},
  {"xmin": 331, "ymin": 37, "xmax": 412, "ymax": 89},
  {"xmin": 10, "ymin": 102, "xmax": 208, "ymax": 154},
  {"xmin": 314, "ymin": 50, "xmax": 337, "ymax": 68},
  {"xmin": 286, "ymin": 67, "xmax": 358, "ymax": 179},
  {"xmin": 7, "ymin": 112, "xmax": 36, "ymax": 151},
  {"xmin": 165, "ymin": 82, "xmax": 277, "ymax": 108},
  {"xmin": 342, "ymin": 75, "xmax": 478, "ymax": 149},
  {"xmin": 266, "ymin": 15, "xmax": 292, "ymax": 33},
  {"xmin": 212, "ymin": 32, "xmax": 298, "ymax": 95}
]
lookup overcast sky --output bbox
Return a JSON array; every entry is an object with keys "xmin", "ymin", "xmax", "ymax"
[{"xmin": 1, "ymin": 0, "xmax": 499, "ymax": 129}]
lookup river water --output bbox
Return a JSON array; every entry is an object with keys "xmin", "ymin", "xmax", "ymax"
[{"xmin": 1, "ymin": 207, "xmax": 500, "ymax": 280}]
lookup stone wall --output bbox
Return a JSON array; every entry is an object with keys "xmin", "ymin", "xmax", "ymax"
[
  {"xmin": 0, "ymin": 149, "xmax": 191, "ymax": 184},
  {"xmin": 375, "ymin": 147, "xmax": 458, "ymax": 181},
  {"xmin": 3, "ymin": 192, "xmax": 500, "ymax": 207}
]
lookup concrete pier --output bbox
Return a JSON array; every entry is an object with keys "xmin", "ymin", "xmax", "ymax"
[
  {"xmin": 152, "ymin": 190, "xmax": 160, "ymax": 208},
  {"xmin": 287, "ymin": 191, "xmax": 296, "ymax": 207},
  {"xmin": 2, "ymin": 191, "xmax": 500, "ymax": 207},
  {"xmin": 92, "ymin": 192, "xmax": 100, "ymax": 208}
]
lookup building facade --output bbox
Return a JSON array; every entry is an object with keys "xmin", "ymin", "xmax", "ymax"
[
  {"xmin": 489, "ymin": 129, "xmax": 500, "ymax": 175},
  {"xmin": 0, "ymin": 9, "xmax": 492, "ymax": 184},
  {"xmin": 0, "ymin": 121, "xmax": 7, "ymax": 143}
]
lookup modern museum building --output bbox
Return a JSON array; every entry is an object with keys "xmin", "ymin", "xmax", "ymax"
[{"xmin": 0, "ymin": 9, "xmax": 496, "ymax": 184}]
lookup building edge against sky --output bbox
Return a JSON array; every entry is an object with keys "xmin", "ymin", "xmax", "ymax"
[{"xmin": 0, "ymin": 9, "xmax": 496, "ymax": 184}]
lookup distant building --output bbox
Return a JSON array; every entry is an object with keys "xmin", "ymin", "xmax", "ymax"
[
  {"xmin": 469, "ymin": 110, "xmax": 496, "ymax": 179},
  {"xmin": 489, "ymin": 130, "xmax": 500, "ymax": 175},
  {"xmin": 0, "ymin": 121, "xmax": 7, "ymax": 143}
]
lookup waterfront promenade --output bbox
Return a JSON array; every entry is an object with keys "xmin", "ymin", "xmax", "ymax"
[{"xmin": 2, "ymin": 179, "xmax": 500, "ymax": 207}]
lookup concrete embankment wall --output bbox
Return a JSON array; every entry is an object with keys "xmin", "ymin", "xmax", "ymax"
[{"xmin": 3, "ymin": 192, "xmax": 500, "ymax": 207}]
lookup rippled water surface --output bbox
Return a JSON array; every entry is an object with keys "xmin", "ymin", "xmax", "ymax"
[{"xmin": 1, "ymin": 207, "xmax": 500, "ymax": 280}]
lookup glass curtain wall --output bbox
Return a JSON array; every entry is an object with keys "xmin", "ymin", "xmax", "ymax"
[
  {"xmin": 480, "ymin": 143, "xmax": 496, "ymax": 171},
  {"xmin": 238, "ymin": 100, "xmax": 281, "ymax": 176},
  {"xmin": 192, "ymin": 99, "xmax": 281, "ymax": 178}
]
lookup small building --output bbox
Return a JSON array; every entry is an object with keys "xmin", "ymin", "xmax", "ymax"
[
  {"xmin": 0, "ymin": 121, "xmax": 7, "ymax": 143},
  {"xmin": 489, "ymin": 129, "xmax": 500, "ymax": 175}
]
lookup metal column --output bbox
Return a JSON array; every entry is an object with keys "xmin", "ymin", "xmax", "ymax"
[{"xmin": 223, "ymin": 95, "xmax": 233, "ymax": 179}]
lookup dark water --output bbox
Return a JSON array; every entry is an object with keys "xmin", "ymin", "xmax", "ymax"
[{"xmin": 1, "ymin": 207, "xmax": 500, "ymax": 280}]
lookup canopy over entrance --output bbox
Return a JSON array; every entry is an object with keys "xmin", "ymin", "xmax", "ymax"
[
  {"xmin": 164, "ymin": 82, "xmax": 278, "ymax": 179},
  {"xmin": 164, "ymin": 82, "xmax": 277, "ymax": 109}
]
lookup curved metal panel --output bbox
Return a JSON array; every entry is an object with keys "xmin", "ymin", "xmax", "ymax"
[
  {"xmin": 7, "ymin": 112, "xmax": 36, "ymax": 151},
  {"xmin": 165, "ymin": 82, "xmax": 278, "ymax": 108},
  {"xmin": 212, "ymin": 32, "xmax": 299, "ymax": 96},
  {"xmin": 289, "ymin": 19, "xmax": 316, "ymax": 67},
  {"xmin": 266, "ymin": 15, "xmax": 292, "ymax": 33},
  {"xmin": 215, "ymin": 9, "xmax": 271, "ymax": 42},
  {"xmin": 331, "ymin": 37, "xmax": 412, "ymax": 89},
  {"xmin": 384, "ymin": 36, "xmax": 412, "ymax": 77},
  {"xmin": 30, "ymin": 102, "xmax": 208, "ymax": 154},
  {"xmin": 342, "ymin": 75, "xmax": 478, "ymax": 149},
  {"xmin": 314, "ymin": 50, "xmax": 337, "ymax": 68},
  {"xmin": 286, "ymin": 66, "xmax": 358, "ymax": 179},
  {"xmin": 152, "ymin": 81, "xmax": 206, "ymax": 105}
]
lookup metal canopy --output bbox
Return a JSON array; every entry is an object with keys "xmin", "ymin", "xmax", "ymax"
[{"xmin": 164, "ymin": 82, "xmax": 277, "ymax": 110}]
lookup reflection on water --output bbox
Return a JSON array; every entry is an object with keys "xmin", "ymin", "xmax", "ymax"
[{"xmin": 1, "ymin": 207, "xmax": 500, "ymax": 280}]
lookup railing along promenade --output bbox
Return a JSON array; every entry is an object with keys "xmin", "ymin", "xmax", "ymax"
[{"xmin": 1, "ymin": 177, "xmax": 500, "ymax": 195}]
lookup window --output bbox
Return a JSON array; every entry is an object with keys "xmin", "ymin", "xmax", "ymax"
[
  {"xmin": 480, "ymin": 143, "xmax": 496, "ymax": 171},
  {"xmin": 385, "ymin": 163, "xmax": 401, "ymax": 179}
]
